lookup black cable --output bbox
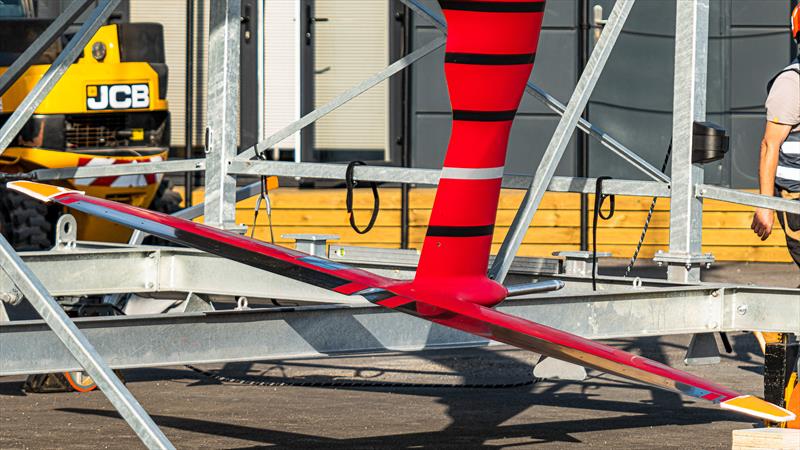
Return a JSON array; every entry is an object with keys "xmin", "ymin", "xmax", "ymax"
[
  {"xmin": 624, "ymin": 144, "xmax": 672, "ymax": 277},
  {"xmin": 186, "ymin": 365, "xmax": 537, "ymax": 389},
  {"xmin": 592, "ymin": 177, "xmax": 615, "ymax": 291},
  {"xmin": 345, "ymin": 161, "xmax": 380, "ymax": 234},
  {"xmin": 250, "ymin": 152, "xmax": 274, "ymax": 243}
]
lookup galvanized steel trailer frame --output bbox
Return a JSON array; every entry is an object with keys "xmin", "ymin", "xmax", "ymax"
[{"xmin": 1, "ymin": 1, "xmax": 799, "ymax": 448}]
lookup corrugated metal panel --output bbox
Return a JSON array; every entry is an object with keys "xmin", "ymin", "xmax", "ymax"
[
  {"xmin": 314, "ymin": 0, "xmax": 388, "ymax": 156},
  {"xmin": 129, "ymin": 0, "xmax": 208, "ymax": 148}
]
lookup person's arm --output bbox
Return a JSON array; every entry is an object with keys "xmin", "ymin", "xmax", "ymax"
[{"xmin": 751, "ymin": 121, "xmax": 792, "ymax": 240}]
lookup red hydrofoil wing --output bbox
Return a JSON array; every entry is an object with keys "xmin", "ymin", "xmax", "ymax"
[{"xmin": 7, "ymin": 180, "xmax": 796, "ymax": 424}]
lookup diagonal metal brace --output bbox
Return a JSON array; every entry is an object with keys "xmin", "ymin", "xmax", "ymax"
[
  {"xmin": 0, "ymin": 0, "xmax": 122, "ymax": 155},
  {"xmin": 0, "ymin": 236, "xmax": 174, "ymax": 449}
]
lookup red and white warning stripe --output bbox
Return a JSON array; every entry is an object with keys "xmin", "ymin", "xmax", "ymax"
[{"xmin": 73, "ymin": 155, "xmax": 163, "ymax": 188}]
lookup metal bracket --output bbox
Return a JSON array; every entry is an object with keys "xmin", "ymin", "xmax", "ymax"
[
  {"xmin": 684, "ymin": 332, "xmax": 721, "ymax": 366},
  {"xmin": 554, "ymin": 251, "xmax": 612, "ymax": 277},
  {"xmin": 54, "ymin": 214, "xmax": 78, "ymax": 251},
  {"xmin": 654, "ymin": 250, "xmax": 715, "ymax": 283},
  {"xmin": 283, "ymin": 234, "xmax": 339, "ymax": 256},
  {"xmin": 174, "ymin": 292, "xmax": 215, "ymax": 314}
]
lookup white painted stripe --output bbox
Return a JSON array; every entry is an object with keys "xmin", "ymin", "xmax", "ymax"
[
  {"xmin": 776, "ymin": 165, "xmax": 800, "ymax": 181},
  {"xmin": 440, "ymin": 166, "xmax": 504, "ymax": 180},
  {"xmin": 780, "ymin": 141, "xmax": 800, "ymax": 155}
]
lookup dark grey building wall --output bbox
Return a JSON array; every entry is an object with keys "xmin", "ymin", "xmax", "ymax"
[{"xmin": 409, "ymin": 0, "xmax": 797, "ymax": 188}]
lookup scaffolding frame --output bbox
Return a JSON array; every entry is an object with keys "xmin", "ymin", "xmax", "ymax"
[{"xmin": 1, "ymin": 1, "xmax": 799, "ymax": 448}]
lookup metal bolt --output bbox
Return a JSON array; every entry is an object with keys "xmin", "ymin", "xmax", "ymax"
[
  {"xmin": 737, "ymin": 305, "xmax": 748, "ymax": 316},
  {"xmin": 711, "ymin": 290, "xmax": 719, "ymax": 297},
  {"xmin": 707, "ymin": 321, "xmax": 718, "ymax": 329},
  {"xmin": 685, "ymin": 263, "xmax": 692, "ymax": 270},
  {"xmin": 148, "ymin": 252, "xmax": 157, "ymax": 259},
  {"xmin": 145, "ymin": 281, "xmax": 155, "ymax": 289}
]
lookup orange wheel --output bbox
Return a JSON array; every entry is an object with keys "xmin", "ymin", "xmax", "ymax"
[{"xmin": 63, "ymin": 371, "xmax": 97, "ymax": 392}]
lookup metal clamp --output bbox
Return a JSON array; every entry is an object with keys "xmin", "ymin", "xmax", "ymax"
[{"xmin": 54, "ymin": 214, "xmax": 78, "ymax": 251}]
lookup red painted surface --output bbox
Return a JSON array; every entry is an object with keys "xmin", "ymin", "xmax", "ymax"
[
  {"xmin": 49, "ymin": 190, "xmax": 743, "ymax": 406},
  {"xmin": 414, "ymin": 0, "xmax": 546, "ymax": 307}
]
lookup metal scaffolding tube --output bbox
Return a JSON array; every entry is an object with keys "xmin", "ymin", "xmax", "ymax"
[
  {"xmin": 489, "ymin": 0, "xmax": 636, "ymax": 283},
  {"xmin": 696, "ymin": 184, "xmax": 800, "ymax": 215},
  {"xmin": 399, "ymin": 0, "xmax": 669, "ymax": 184},
  {"xmin": 3, "ymin": 284, "xmax": 798, "ymax": 376},
  {"xmin": 239, "ymin": 36, "xmax": 446, "ymax": 159},
  {"xmin": 0, "ymin": 0, "xmax": 122, "ymax": 155},
  {"xmin": 227, "ymin": 158, "xmax": 670, "ymax": 197},
  {"xmin": 665, "ymin": 0, "xmax": 710, "ymax": 283},
  {"xmin": 0, "ymin": 0, "xmax": 94, "ymax": 96},
  {"xmin": 30, "ymin": 158, "xmax": 205, "ymax": 181},
  {"xmin": 204, "ymin": 0, "xmax": 241, "ymax": 229},
  {"xmin": 0, "ymin": 236, "xmax": 174, "ymax": 450}
]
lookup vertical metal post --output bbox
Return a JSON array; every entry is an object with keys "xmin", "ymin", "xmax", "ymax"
[
  {"xmin": 660, "ymin": 0, "xmax": 712, "ymax": 283},
  {"xmin": 489, "ymin": 0, "xmax": 635, "ymax": 283},
  {"xmin": 257, "ymin": 0, "xmax": 266, "ymax": 143},
  {"xmin": 0, "ymin": 0, "xmax": 121, "ymax": 155},
  {"xmin": 204, "ymin": 0, "xmax": 242, "ymax": 229},
  {"xmin": 0, "ymin": 237, "xmax": 174, "ymax": 450},
  {"xmin": 184, "ymin": 0, "xmax": 195, "ymax": 207}
]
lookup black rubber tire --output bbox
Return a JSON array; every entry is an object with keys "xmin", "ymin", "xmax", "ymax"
[
  {"xmin": 0, "ymin": 187, "xmax": 53, "ymax": 251},
  {"xmin": 142, "ymin": 179, "xmax": 183, "ymax": 246},
  {"xmin": 149, "ymin": 179, "xmax": 183, "ymax": 214}
]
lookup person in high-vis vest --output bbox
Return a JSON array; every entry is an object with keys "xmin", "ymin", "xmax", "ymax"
[{"xmin": 751, "ymin": 4, "xmax": 800, "ymax": 269}]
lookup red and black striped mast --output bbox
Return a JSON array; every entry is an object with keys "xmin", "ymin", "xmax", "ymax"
[{"xmin": 412, "ymin": 0, "xmax": 546, "ymax": 306}]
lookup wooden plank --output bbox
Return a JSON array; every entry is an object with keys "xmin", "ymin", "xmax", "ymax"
[
  {"xmin": 192, "ymin": 187, "xmax": 770, "ymax": 212},
  {"xmin": 732, "ymin": 428, "xmax": 800, "ymax": 450},
  {"xmin": 238, "ymin": 208, "xmax": 764, "ymax": 230},
  {"xmin": 190, "ymin": 187, "xmax": 793, "ymax": 263},
  {"xmin": 406, "ymin": 226, "xmax": 788, "ymax": 246}
]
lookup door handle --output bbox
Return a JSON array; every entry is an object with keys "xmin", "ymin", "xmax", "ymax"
[
  {"xmin": 593, "ymin": 4, "xmax": 608, "ymax": 42},
  {"xmin": 305, "ymin": 4, "xmax": 329, "ymax": 45}
]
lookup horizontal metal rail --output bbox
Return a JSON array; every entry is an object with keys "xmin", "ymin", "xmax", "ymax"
[
  {"xmin": 228, "ymin": 159, "xmax": 671, "ymax": 196},
  {"xmin": 30, "ymin": 158, "xmax": 206, "ymax": 181},
  {"xmin": 697, "ymin": 184, "xmax": 800, "ymax": 215},
  {"xmin": 2, "ymin": 284, "xmax": 797, "ymax": 376}
]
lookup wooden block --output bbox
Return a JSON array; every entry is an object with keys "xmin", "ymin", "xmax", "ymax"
[{"xmin": 731, "ymin": 428, "xmax": 800, "ymax": 450}]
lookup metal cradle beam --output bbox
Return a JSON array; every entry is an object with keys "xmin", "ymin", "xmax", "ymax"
[{"xmin": 2, "ymin": 284, "xmax": 798, "ymax": 376}]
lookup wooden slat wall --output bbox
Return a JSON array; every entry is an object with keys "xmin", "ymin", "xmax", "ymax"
[{"xmin": 190, "ymin": 187, "xmax": 793, "ymax": 263}]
